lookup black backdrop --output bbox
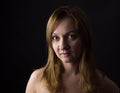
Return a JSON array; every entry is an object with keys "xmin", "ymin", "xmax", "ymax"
[{"xmin": 1, "ymin": 0, "xmax": 120, "ymax": 93}]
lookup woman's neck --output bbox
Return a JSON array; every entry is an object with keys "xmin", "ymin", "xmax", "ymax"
[{"xmin": 62, "ymin": 62, "xmax": 78, "ymax": 76}]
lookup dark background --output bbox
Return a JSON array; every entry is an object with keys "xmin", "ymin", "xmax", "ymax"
[{"xmin": 1, "ymin": 0, "xmax": 120, "ymax": 93}]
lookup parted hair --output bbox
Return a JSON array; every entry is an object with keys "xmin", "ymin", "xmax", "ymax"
[{"xmin": 41, "ymin": 5, "xmax": 98, "ymax": 93}]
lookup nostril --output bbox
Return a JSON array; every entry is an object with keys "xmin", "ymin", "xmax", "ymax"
[
  {"xmin": 62, "ymin": 46, "xmax": 70, "ymax": 50},
  {"xmin": 60, "ymin": 44, "xmax": 70, "ymax": 50}
]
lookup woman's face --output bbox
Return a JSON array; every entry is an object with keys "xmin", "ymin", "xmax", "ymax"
[{"xmin": 52, "ymin": 17, "xmax": 82, "ymax": 64}]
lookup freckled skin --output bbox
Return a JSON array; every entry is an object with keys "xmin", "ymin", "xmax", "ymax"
[{"xmin": 52, "ymin": 17, "xmax": 82, "ymax": 64}]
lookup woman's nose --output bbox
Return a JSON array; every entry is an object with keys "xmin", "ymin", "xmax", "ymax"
[{"xmin": 59, "ymin": 38, "xmax": 69, "ymax": 50}]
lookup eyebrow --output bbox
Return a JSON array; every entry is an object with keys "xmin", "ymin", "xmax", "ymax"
[{"xmin": 52, "ymin": 30, "xmax": 78, "ymax": 36}]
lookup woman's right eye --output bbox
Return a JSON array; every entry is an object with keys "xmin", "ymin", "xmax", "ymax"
[{"xmin": 52, "ymin": 36, "xmax": 59, "ymax": 41}]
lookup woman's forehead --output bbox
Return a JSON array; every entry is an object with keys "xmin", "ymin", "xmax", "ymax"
[{"xmin": 52, "ymin": 17, "xmax": 77, "ymax": 34}]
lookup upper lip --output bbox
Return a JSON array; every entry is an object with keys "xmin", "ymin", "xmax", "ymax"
[{"xmin": 60, "ymin": 52, "xmax": 70, "ymax": 55}]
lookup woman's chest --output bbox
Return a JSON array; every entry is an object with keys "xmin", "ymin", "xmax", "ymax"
[
  {"xmin": 36, "ymin": 84, "xmax": 82, "ymax": 93},
  {"xmin": 61, "ymin": 77, "xmax": 82, "ymax": 93}
]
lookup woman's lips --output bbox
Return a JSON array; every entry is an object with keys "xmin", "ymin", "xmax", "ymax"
[{"xmin": 60, "ymin": 53, "xmax": 70, "ymax": 57}]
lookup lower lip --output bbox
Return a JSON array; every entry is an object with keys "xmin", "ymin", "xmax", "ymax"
[{"xmin": 61, "ymin": 53, "xmax": 70, "ymax": 57}]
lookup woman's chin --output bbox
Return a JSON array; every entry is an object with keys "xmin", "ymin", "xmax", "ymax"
[{"xmin": 61, "ymin": 58, "xmax": 73, "ymax": 63}]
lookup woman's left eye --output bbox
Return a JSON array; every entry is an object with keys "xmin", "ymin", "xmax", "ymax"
[{"xmin": 68, "ymin": 34, "xmax": 76, "ymax": 40}]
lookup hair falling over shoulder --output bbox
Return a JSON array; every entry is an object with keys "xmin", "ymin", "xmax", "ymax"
[{"xmin": 41, "ymin": 5, "xmax": 99, "ymax": 93}]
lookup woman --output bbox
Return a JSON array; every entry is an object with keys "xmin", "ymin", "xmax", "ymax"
[{"xmin": 25, "ymin": 5, "xmax": 119, "ymax": 93}]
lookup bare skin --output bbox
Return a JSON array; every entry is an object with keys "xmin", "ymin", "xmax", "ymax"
[
  {"xmin": 25, "ymin": 18, "xmax": 119, "ymax": 93},
  {"xmin": 25, "ymin": 68, "xmax": 119, "ymax": 93}
]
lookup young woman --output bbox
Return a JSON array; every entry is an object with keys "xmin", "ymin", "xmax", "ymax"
[{"xmin": 25, "ymin": 5, "xmax": 119, "ymax": 93}]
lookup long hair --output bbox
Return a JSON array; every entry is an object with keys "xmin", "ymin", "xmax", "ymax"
[{"xmin": 41, "ymin": 5, "xmax": 98, "ymax": 93}]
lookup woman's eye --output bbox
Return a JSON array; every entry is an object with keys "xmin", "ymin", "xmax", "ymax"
[
  {"xmin": 52, "ymin": 36, "xmax": 59, "ymax": 41},
  {"xmin": 68, "ymin": 34, "xmax": 76, "ymax": 40}
]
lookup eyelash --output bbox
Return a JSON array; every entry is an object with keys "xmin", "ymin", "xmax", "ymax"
[
  {"xmin": 68, "ymin": 34, "xmax": 76, "ymax": 40},
  {"xmin": 52, "ymin": 34, "xmax": 77, "ymax": 41},
  {"xmin": 52, "ymin": 36, "xmax": 59, "ymax": 41}
]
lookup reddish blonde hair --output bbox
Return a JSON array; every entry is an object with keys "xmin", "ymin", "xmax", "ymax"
[{"xmin": 41, "ymin": 5, "xmax": 98, "ymax": 93}]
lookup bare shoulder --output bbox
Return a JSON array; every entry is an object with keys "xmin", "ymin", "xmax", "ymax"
[
  {"xmin": 28, "ymin": 67, "xmax": 44, "ymax": 83},
  {"xmin": 25, "ymin": 67, "xmax": 46, "ymax": 93},
  {"xmin": 96, "ymin": 69, "xmax": 120, "ymax": 93},
  {"xmin": 31, "ymin": 67, "xmax": 44, "ymax": 79}
]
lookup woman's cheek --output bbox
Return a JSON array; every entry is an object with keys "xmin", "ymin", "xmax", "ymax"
[{"xmin": 52, "ymin": 43, "xmax": 58, "ymax": 54}]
